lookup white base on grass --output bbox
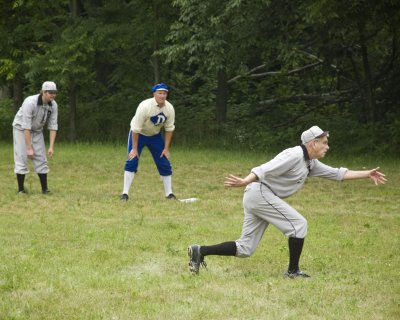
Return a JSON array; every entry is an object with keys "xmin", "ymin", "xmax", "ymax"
[{"xmin": 179, "ymin": 198, "xmax": 199, "ymax": 203}]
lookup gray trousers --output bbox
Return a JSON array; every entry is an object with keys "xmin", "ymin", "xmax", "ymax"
[
  {"xmin": 13, "ymin": 128, "xmax": 49, "ymax": 174},
  {"xmin": 235, "ymin": 182, "xmax": 307, "ymax": 258}
]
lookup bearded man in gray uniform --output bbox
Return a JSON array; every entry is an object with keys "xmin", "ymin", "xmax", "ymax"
[
  {"xmin": 12, "ymin": 81, "xmax": 58, "ymax": 194},
  {"xmin": 188, "ymin": 126, "xmax": 387, "ymax": 278}
]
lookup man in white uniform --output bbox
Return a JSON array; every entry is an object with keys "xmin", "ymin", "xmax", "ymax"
[
  {"xmin": 12, "ymin": 81, "xmax": 59, "ymax": 194},
  {"xmin": 121, "ymin": 83, "xmax": 176, "ymax": 201},
  {"xmin": 188, "ymin": 126, "xmax": 387, "ymax": 278}
]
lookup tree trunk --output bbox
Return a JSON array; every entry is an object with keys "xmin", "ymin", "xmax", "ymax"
[
  {"xmin": 152, "ymin": 4, "xmax": 160, "ymax": 84},
  {"xmin": 13, "ymin": 78, "xmax": 23, "ymax": 112},
  {"xmin": 68, "ymin": 81, "xmax": 77, "ymax": 142},
  {"xmin": 153, "ymin": 42, "xmax": 160, "ymax": 84},
  {"xmin": 358, "ymin": 13, "xmax": 376, "ymax": 122},
  {"xmin": 68, "ymin": 0, "xmax": 81, "ymax": 142},
  {"xmin": 215, "ymin": 68, "xmax": 228, "ymax": 125},
  {"xmin": 69, "ymin": 0, "xmax": 82, "ymax": 16}
]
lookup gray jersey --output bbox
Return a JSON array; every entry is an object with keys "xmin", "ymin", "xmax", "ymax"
[
  {"xmin": 251, "ymin": 146, "xmax": 347, "ymax": 198},
  {"xmin": 12, "ymin": 94, "xmax": 58, "ymax": 132}
]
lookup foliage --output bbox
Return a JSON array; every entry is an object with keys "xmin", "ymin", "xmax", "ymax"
[
  {"xmin": 0, "ymin": 0, "xmax": 399, "ymax": 155},
  {"xmin": 0, "ymin": 98, "xmax": 14, "ymax": 140},
  {"xmin": 160, "ymin": 0, "xmax": 400, "ymax": 154}
]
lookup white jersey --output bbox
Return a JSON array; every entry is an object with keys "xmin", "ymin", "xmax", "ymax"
[
  {"xmin": 12, "ymin": 94, "xmax": 58, "ymax": 132},
  {"xmin": 130, "ymin": 97, "xmax": 175, "ymax": 136},
  {"xmin": 251, "ymin": 145, "xmax": 348, "ymax": 198}
]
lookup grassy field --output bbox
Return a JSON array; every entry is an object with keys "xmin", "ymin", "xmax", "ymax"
[{"xmin": 0, "ymin": 142, "xmax": 399, "ymax": 320}]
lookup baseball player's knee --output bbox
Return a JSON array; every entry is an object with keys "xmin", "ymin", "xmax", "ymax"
[
  {"xmin": 159, "ymin": 168, "xmax": 172, "ymax": 176},
  {"xmin": 124, "ymin": 159, "xmax": 138, "ymax": 172},
  {"xmin": 14, "ymin": 167, "xmax": 29, "ymax": 175},
  {"xmin": 235, "ymin": 240, "xmax": 256, "ymax": 258},
  {"xmin": 156, "ymin": 161, "xmax": 172, "ymax": 176},
  {"xmin": 283, "ymin": 217, "xmax": 308, "ymax": 238},
  {"xmin": 35, "ymin": 167, "xmax": 49, "ymax": 174},
  {"xmin": 34, "ymin": 161, "xmax": 48, "ymax": 174},
  {"xmin": 296, "ymin": 217, "xmax": 308, "ymax": 238}
]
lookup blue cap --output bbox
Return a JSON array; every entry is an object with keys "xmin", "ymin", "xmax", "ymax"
[{"xmin": 151, "ymin": 83, "xmax": 169, "ymax": 92}]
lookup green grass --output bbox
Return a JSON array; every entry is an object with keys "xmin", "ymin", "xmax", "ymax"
[{"xmin": 0, "ymin": 142, "xmax": 399, "ymax": 319}]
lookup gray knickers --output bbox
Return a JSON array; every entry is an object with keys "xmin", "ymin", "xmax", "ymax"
[
  {"xmin": 235, "ymin": 182, "xmax": 307, "ymax": 258},
  {"xmin": 13, "ymin": 127, "xmax": 49, "ymax": 175}
]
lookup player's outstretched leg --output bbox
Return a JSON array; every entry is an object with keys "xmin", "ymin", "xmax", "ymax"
[{"xmin": 188, "ymin": 245, "xmax": 207, "ymax": 274}]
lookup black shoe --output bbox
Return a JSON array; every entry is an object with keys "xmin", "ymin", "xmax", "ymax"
[
  {"xmin": 18, "ymin": 189, "xmax": 27, "ymax": 194},
  {"xmin": 166, "ymin": 193, "xmax": 177, "ymax": 200},
  {"xmin": 188, "ymin": 245, "xmax": 207, "ymax": 274},
  {"xmin": 121, "ymin": 193, "xmax": 129, "ymax": 201},
  {"xmin": 42, "ymin": 189, "xmax": 51, "ymax": 194},
  {"xmin": 284, "ymin": 269, "xmax": 310, "ymax": 278}
]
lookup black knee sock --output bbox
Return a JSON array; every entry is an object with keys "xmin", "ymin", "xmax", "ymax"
[
  {"xmin": 200, "ymin": 241, "xmax": 237, "ymax": 256},
  {"xmin": 288, "ymin": 237, "xmax": 305, "ymax": 273},
  {"xmin": 38, "ymin": 173, "xmax": 48, "ymax": 191},
  {"xmin": 16, "ymin": 174, "xmax": 25, "ymax": 192}
]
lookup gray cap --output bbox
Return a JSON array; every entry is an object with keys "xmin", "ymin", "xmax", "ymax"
[
  {"xmin": 42, "ymin": 81, "xmax": 57, "ymax": 91},
  {"xmin": 301, "ymin": 126, "xmax": 329, "ymax": 144}
]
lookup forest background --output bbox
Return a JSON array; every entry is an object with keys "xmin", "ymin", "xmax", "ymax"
[{"xmin": 1, "ymin": 0, "xmax": 399, "ymax": 155}]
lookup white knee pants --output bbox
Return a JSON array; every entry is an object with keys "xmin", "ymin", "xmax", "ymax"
[
  {"xmin": 235, "ymin": 182, "xmax": 307, "ymax": 258},
  {"xmin": 13, "ymin": 128, "xmax": 49, "ymax": 174}
]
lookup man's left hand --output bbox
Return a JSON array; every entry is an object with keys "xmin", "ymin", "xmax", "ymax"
[
  {"xmin": 160, "ymin": 149, "xmax": 170, "ymax": 159},
  {"xmin": 369, "ymin": 167, "xmax": 387, "ymax": 185}
]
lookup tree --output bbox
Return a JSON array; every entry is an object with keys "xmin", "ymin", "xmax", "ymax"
[{"xmin": 0, "ymin": 0, "xmax": 69, "ymax": 110}]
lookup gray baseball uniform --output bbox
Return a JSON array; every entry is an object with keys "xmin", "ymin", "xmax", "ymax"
[
  {"xmin": 12, "ymin": 94, "xmax": 58, "ymax": 174},
  {"xmin": 235, "ymin": 145, "xmax": 348, "ymax": 258}
]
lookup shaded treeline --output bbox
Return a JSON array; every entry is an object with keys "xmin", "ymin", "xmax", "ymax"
[{"xmin": 0, "ymin": 0, "xmax": 399, "ymax": 154}]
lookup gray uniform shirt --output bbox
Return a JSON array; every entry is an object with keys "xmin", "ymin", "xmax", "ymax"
[
  {"xmin": 12, "ymin": 94, "xmax": 58, "ymax": 132},
  {"xmin": 251, "ymin": 145, "xmax": 348, "ymax": 198}
]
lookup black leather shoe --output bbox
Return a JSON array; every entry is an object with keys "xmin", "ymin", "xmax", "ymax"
[
  {"xmin": 166, "ymin": 193, "xmax": 177, "ymax": 200},
  {"xmin": 42, "ymin": 189, "xmax": 51, "ymax": 194},
  {"xmin": 284, "ymin": 270, "xmax": 310, "ymax": 278},
  {"xmin": 120, "ymin": 193, "xmax": 129, "ymax": 201}
]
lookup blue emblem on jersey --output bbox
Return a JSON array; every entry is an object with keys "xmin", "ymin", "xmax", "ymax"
[{"xmin": 150, "ymin": 112, "xmax": 167, "ymax": 126}]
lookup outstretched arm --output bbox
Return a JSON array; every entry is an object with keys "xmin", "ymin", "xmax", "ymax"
[
  {"xmin": 343, "ymin": 167, "xmax": 387, "ymax": 185},
  {"xmin": 224, "ymin": 173, "xmax": 258, "ymax": 188}
]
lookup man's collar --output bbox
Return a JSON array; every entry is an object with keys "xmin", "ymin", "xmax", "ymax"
[
  {"xmin": 37, "ymin": 94, "xmax": 52, "ymax": 107},
  {"xmin": 300, "ymin": 144, "xmax": 310, "ymax": 161}
]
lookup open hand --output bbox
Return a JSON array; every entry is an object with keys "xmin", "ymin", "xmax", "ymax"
[
  {"xmin": 224, "ymin": 174, "xmax": 247, "ymax": 187},
  {"xmin": 369, "ymin": 167, "xmax": 387, "ymax": 185}
]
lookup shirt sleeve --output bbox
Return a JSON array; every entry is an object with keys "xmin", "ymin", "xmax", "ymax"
[
  {"xmin": 164, "ymin": 103, "xmax": 175, "ymax": 132},
  {"xmin": 20, "ymin": 98, "xmax": 35, "ymax": 130},
  {"xmin": 251, "ymin": 148, "xmax": 299, "ymax": 179},
  {"xmin": 309, "ymin": 160, "xmax": 348, "ymax": 180},
  {"xmin": 130, "ymin": 102, "xmax": 146, "ymax": 133}
]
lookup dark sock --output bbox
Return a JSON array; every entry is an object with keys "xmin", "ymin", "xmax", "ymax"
[
  {"xmin": 17, "ymin": 174, "xmax": 25, "ymax": 192},
  {"xmin": 200, "ymin": 241, "xmax": 237, "ymax": 256},
  {"xmin": 38, "ymin": 173, "xmax": 48, "ymax": 191},
  {"xmin": 288, "ymin": 237, "xmax": 305, "ymax": 273}
]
